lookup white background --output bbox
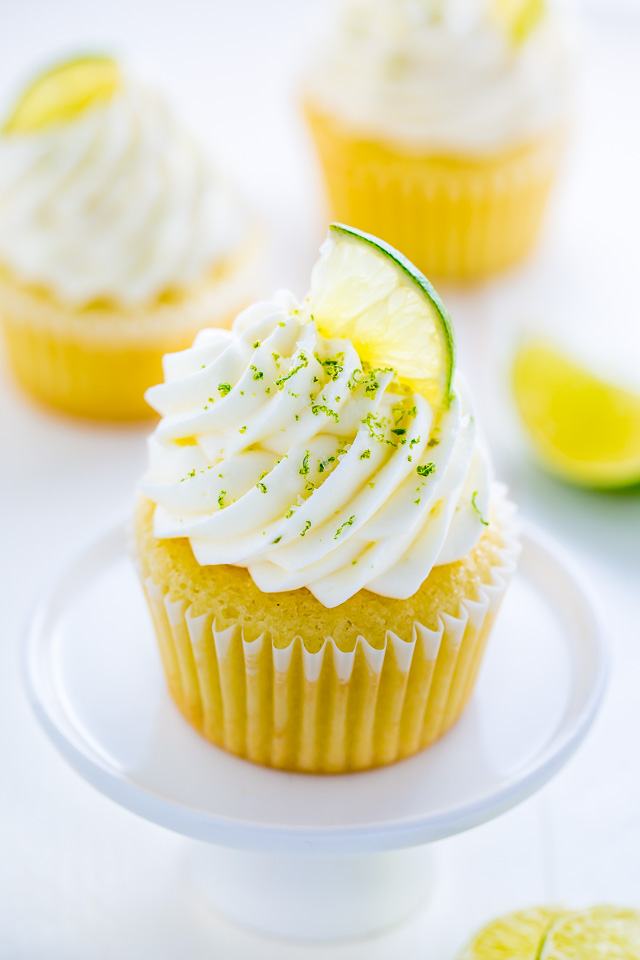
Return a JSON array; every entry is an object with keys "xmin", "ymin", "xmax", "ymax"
[{"xmin": 1, "ymin": 1, "xmax": 640, "ymax": 957}]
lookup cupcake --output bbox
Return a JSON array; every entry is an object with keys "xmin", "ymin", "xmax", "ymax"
[
  {"xmin": 0, "ymin": 55, "xmax": 262, "ymax": 420},
  {"xmin": 304, "ymin": 0, "xmax": 572, "ymax": 281},
  {"xmin": 133, "ymin": 224, "xmax": 519, "ymax": 773}
]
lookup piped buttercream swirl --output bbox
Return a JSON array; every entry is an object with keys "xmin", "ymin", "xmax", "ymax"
[
  {"xmin": 141, "ymin": 292, "xmax": 492, "ymax": 608},
  {"xmin": 305, "ymin": 0, "xmax": 573, "ymax": 152},
  {"xmin": 0, "ymin": 73, "xmax": 247, "ymax": 305}
]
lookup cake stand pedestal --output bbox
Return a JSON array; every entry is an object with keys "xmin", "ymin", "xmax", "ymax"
[{"xmin": 24, "ymin": 521, "xmax": 608, "ymax": 942}]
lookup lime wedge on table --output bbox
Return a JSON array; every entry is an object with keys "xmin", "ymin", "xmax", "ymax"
[
  {"xmin": 307, "ymin": 223, "xmax": 455, "ymax": 410},
  {"xmin": 541, "ymin": 907, "xmax": 640, "ymax": 960},
  {"xmin": 3, "ymin": 55, "xmax": 120, "ymax": 135},
  {"xmin": 460, "ymin": 907, "xmax": 565, "ymax": 960},
  {"xmin": 493, "ymin": 0, "xmax": 546, "ymax": 45},
  {"xmin": 513, "ymin": 341, "xmax": 640, "ymax": 488}
]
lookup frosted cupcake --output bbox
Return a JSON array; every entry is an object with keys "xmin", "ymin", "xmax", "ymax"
[
  {"xmin": 304, "ymin": 0, "xmax": 572, "ymax": 280},
  {"xmin": 133, "ymin": 224, "xmax": 519, "ymax": 773},
  {"xmin": 0, "ymin": 56, "xmax": 262, "ymax": 420}
]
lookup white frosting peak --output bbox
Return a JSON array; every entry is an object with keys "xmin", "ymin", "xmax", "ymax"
[
  {"xmin": 0, "ymin": 74, "xmax": 247, "ymax": 305},
  {"xmin": 305, "ymin": 0, "xmax": 573, "ymax": 152},
  {"xmin": 141, "ymin": 295, "xmax": 492, "ymax": 608}
]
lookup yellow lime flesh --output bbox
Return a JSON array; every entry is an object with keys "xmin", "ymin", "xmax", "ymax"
[
  {"xmin": 3, "ymin": 55, "xmax": 120, "ymax": 134},
  {"xmin": 460, "ymin": 907, "xmax": 565, "ymax": 960},
  {"xmin": 541, "ymin": 907, "xmax": 640, "ymax": 960},
  {"xmin": 513, "ymin": 341, "xmax": 640, "ymax": 488},
  {"xmin": 306, "ymin": 223, "xmax": 455, "ymax": 411}
]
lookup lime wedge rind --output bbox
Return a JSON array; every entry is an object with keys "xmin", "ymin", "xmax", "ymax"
[
  {"xmin": 329, "ymin": 222, "xmax": 456, "ymax": 405},
  {"xmin": 310, "ymin": 222, "xmax": 455, "ymax": 411}
]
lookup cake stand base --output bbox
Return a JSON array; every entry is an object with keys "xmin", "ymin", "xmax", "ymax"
[
  {"xmin": 24, "ymin": 520, "xmax": 608, "ymax": 943},
  {"xmin": 186, "ymin": 843, "xmax": 437, "ymax": 941}
]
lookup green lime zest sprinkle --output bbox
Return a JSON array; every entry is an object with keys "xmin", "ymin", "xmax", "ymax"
[
  {"xmin": 257, "ymin": 482, "xmax": 267, "ymax": 494},
  {"xmin": 416, "ymin": 462, "xmax": 436, "ymax": 477},
  {"xmin": 272, "ymin": 535, "xmax": 282, "ymax": 544},
  {"xmin": 218, "ymin": 383, "xmax": 231, "ymax": 396},
  {"xmin": 299, "ymin": 451, "xmax": 310, "ymax": 477},
  {"xmin": 253, "ymin": 341, "xmax": 261, "ymax": 349},
  {"xmin": 250, "ymin": 365, "xmax": 263, "ymax": 380},
  {"xmin": 361, "ymin": 412, "xmax": 395, "ymax": 446},
  {"xmin": 218, "ymin": 490, "xmax": 226, "ymax": 508},
  {"xmin": 180, "ymin": 469, "xmax": 196, "ymax": 482},
  {"xmin": 471, "ymin": 491, "xmax": 489, "ymax": 526},
  {"xmin": 276, "ymin": 352, "xmax": 308, "ymax": 389},
  {"xmin": 410, "ymin": 436, "xmax": 421, "ymax": 448},
  {"xmin": 348, "ymin": 368, "xmax": 382, "ymax": 398},
  {"xmin": 334, "ymin": 515, "xmax": 356, "ymax": 540},
  {"xmin": 318, "ymin": 352, "xmax": 345, "ymax": 381},
  {"xmin": 300, "ymin": 520, "xmax": 312, "ymax": 537},
  {"xmin": 311, "ymin": 403, "xmax": 339, "ymax": 424},
  {"xmin": 360, "ymin": 449, "xmax": 371, "ymax": 460},
  {"xmin": 239, "ymin": 425, "xmax": 247, "ymax": 433}
]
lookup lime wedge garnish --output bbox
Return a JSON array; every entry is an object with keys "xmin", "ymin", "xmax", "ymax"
[
  {"xmin": 513, "ymin": 341, "xmax": 640, "ymax": 488},
  {"xmin": 541, "ymin": 907, "xmax": 640, "ymax": 960},
  {"xmin": 306, "ymin": 223, "xmax": 455, "ymax": 410},
  {"xmin": 493, "ymin": 0, "xmax": 546, "ymax": 44},
  {"xmin": 460, "ymin": 908, "xmax": 565, "ymax": 960},
  {"xmin": 3, "ymin": 54, "xmax": 120, "ymax": 135}
]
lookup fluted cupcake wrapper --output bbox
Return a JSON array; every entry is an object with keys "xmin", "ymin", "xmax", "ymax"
[
  {"xmin": 136, "ymin": 491, "xmax": 520, "ymax": 774},
  {"xmin": 305, "ymin": 103, "xmax": 565, "ymax": 281},
  {"xmin": 0, "ymin": 228, "xmax": 263, "ymax": 420}
]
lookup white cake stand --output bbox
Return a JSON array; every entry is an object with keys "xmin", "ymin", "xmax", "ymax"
[{"xmin": 24, "ymin": 520, "xmax": 608, "ymax": 942}]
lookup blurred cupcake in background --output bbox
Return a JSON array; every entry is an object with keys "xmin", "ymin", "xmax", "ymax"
[
  {"xmin": 0, "ymin": 55, "xmax": 263, "ymax": 420},
  {"xmin": 304, "ymin": 0, "xmax": 573, "ymax": 281}
]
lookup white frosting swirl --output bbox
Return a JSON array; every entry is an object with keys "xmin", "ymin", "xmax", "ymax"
[
  {"xmin": 305, "ymin": 0, "xmax": 573, "ymax": 152},
  {"xmin": 0, "ymin": 74, "xmax": 247, "ymax": 305},
  {"xmin": 141, "ymin": 292, "xmax": 492, "ymax": 608}
]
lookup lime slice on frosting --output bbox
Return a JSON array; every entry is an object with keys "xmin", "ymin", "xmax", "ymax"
[
  {"xmin": 493, "ymin": 0, "xmax": 546, "ymax": 45},
  {"xmin": 541, "ymin": 907, "xmax": 640, "ymax": 960},
  {"xmin": 306, "ymin": 223, "xmax": 455, "ymax": 410},
  {"xmin": 461, "ymin": 908, "xmax": 565, "ymax": 960},
  {"xmin": 513, "ymin": 340, "xmax": 640, "ymax": 488},
  {"xmin": 3, "ymin": 54, "xmax": 120, "ymax": 135}
]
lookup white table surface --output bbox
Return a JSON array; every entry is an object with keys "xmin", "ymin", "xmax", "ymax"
[{"xmin": 1, "ymin": 1, "xmax": 639, "ymax": 957}]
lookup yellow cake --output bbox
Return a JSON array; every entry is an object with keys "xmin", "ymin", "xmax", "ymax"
[
  {"xmin": 304, "ymin": 0, "xmax": 572, "ymax": 281},
  {"xmin": 134, "ymin": 491, "xmax": 516, "ymax": 772},
  {"xmin": 0, "ymin": 56, "xmax": 262, "ymax": 419},
  {"xmin": 133, "ymin": 224, "xmax": 519, "ymax": 772}
]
